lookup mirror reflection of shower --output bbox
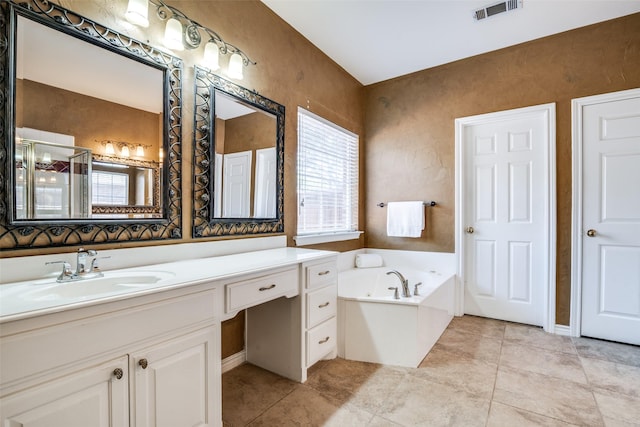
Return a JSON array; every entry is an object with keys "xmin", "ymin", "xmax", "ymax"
[{"xmin": 15, "ymin": 128, "xmax": 91, "ymax": 219}]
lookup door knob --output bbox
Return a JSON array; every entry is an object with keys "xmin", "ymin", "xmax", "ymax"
[
  {"xmin": 138, "ymin": 358, "xmax": 148, "ymax": 369},
  {"xmin": 466, "ymin": 227, "xmax": 474, "ymax": 234},
  {"xmin": 586, "ymin": 229, "xmax": 597, "ymax": 237}
]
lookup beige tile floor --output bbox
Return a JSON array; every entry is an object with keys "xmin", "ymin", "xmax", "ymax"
[{"xmin": 222, "ymin": 315, "xmax": 640, "ymax": 426}]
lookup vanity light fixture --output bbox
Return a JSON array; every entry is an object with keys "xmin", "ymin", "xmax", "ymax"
[
  {"xmin": 99, "ymin": 140, "xmax": 151, "ymax": 159},
  {"xmin": 163, "ymin": 17, "xmax": 184, "ymax": 51},
  {"xmin": 203, "ymin": 41, "xmax": 220, "ymax": 71},
  {"xmin": 227, "ymin": 53, "xmax": 244, "ymax": 80},
  {"xmin": 123, "ymin": 0, "xmax": 255, "ymax": 77},
  {"xmin": 125, "ymin": 0, "xmax": 149, "ymax": 27},
  {"xmin": 104, "ymin": 141, "xmax": 116, "ymax": 156}
]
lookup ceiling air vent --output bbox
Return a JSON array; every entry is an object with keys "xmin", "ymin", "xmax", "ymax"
[{"xmin": 473, "ymin": 0, "xmax": 522, "ymax": 21}]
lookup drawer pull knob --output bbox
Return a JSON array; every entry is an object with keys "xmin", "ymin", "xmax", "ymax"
[
  {"xmin": 318, "ymin": 336, "xmax": 330, "ymax": 344},
  {"xmin": 259, "ymin": 284, "xmax": 277, "ymax": 291},
  {"xmin": 113, "ymin": 368, "xmax": 124, "ymax": 380},
  {"xmin": 139, "ymin": 358, "xmax": 148, "ymax": 369},
  {"xmin": 318, "ymin": 302, "xmax": 330, "ymax": 308},
  {"xmin": 318, "ymin": 270, "xmax": 331, "ymax": 276}
]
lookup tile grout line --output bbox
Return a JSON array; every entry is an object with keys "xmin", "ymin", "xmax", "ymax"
[{"xmin": 484, "ymin": 322, "xmax": 506, "ymax": 427}]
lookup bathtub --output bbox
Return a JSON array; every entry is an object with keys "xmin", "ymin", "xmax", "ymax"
[{"xmin": 337, "ymin": 250, "xmax": 455, "ymax": 368}]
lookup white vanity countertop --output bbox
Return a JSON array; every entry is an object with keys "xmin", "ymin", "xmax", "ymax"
[{"xmin": 0, "ymin": 247, "xmax": 336, "ymax": 323}]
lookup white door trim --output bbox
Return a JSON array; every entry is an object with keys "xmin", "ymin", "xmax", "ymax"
[
  {"xmin": 570, "ymin": 87, "xmax": 640, "ymax": 338},
  {"xmin": 455, "ymin": 103, "xmax": 557, "ymax": 332}
]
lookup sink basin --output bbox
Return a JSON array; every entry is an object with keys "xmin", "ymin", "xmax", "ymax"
[{"xmin": 22, "ymin": 271, "xmax": 176, "ymax": 301}]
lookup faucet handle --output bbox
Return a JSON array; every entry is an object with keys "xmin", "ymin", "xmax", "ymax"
[
  {"xmin": 46, "ymin": 260, "xmax": 73, "ymax": 281},
  {"xmin": 413, "ymin": 282, "xmax": 422, "ymax": 296},
  {"xmin": 388, "ymin": 286, "xmax": 400, "ymax": 300},
  {"xmin": 90, "ymin": 256, "xmax": 111, "ymax": 272}
]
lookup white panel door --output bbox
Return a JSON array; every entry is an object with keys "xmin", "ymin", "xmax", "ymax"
[
  {"xmin": 222, "ymin": 150, "xmax": 252, "ymax": 218},
  {"xmin": 461, "ymin": 105, "xmax": 554, "ymax": 326},
  {"xmin": 134, "ymin": 328, "xmax": 217, "ymax": 427},
  {"xmin": 1, "ymin": 356, "xmax": 128, "ymax": 427},
  {"xmin": 254, "ymin": 147, "xmax": 277, "ymax": 218},
  {"xmin": 579, "ymin": 90, "xmax": 640, "ymax": 345}
]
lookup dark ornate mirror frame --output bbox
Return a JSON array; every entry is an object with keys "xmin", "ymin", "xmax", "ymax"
[
  {"xmin": 192, "ymin": 66, "xmax": 284, "ymax": 238},
  {"xmin": 0, "ymin": 0, "xmax": 182, "ymax": 250}
]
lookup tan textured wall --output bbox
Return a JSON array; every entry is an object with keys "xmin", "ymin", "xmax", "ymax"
[{"xmin": 364, "ymin": 13, "xmax": 640, "ymax": 325}]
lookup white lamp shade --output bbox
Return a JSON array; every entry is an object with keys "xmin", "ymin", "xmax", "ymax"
[
  {"xmin": 227, "ymin": 53, "xmax": 244, "ymax": 80},
  {"xmin": 105, "ymin": 142, "xmax": 115, "ymax": 155},
  {"xmin": 41, "ymin": 152, "xmax": 52, "ymax": 163},
  {"xmin": 125, "ymin": 0, "xmax": 149, "ymax": 27},
  {"xmin": 164, "ymin": 18, "xmax": 184, "ymax": 51},
  {"xmin": 121, "ymin": 145, "xmax": 130, "ymax": 158},
  {"xmin": 136, "ymin": 145, "xmax": 145, "ymax": 157},
  {"xmin": 203, "ymin": 41, "xmax": 220, "ymax": 71}
]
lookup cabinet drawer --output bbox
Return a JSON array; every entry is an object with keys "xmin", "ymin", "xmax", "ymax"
[
  {"xmin": 226, "ymin": 267, "xmax": 298, "ymax": 314},
  {"xmin": 306, "ymin": 261, "xmax": 337, "ymax": 290},
  {"xmin": 306, "ymin": 317, "xmax": 336, "ymax": 366},
  {"xmin": 306, "ymin": 285, "xmax": 336, "ymax": 329}
]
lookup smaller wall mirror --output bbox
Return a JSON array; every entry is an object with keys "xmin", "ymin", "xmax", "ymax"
[{"xmin": 193, "ymin": 66, "xmax": 284, "ymax": 237}]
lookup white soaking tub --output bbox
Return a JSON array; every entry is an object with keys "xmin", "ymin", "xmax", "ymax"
[{"xmin": 337, "ymin": 251, "xmax": 455, "ymax": 368}]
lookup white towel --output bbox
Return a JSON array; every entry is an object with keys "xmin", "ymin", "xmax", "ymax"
[
  {"xmin": 355, "ymin": 254, "xmax": 383, "ymax": 268},
  {"xmin": 386, "ymin": 201, "xmax": 424, "ymax": 238}
]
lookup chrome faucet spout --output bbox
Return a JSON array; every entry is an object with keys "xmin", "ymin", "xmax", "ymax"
[{"xmin": 386, "ymin": 270, "xmax": 411, "ymax": 298}]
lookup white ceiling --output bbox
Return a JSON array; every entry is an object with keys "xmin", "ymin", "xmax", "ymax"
[{"xmin": 262, "ymin": 0, "xmax": 640, "ymax": 85}]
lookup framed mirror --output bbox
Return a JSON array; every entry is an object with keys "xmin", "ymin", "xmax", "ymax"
[
  {"xmin": 0, "ymin": 0, "xmax": 182, "ymax": 249},
  {"xmin": 193, "ymin": 66, "xmax": 284, "ymax": 237}
]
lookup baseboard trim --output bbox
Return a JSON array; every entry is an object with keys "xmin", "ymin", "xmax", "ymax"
[
  {"xmin": 554, "ymin": 324, "xmax": 572, "ymax": 336},
  {"xmin": 222, "ymin": 350, "xmax": 246, "ymax": 374}
]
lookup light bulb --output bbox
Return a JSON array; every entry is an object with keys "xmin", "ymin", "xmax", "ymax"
[
  {"xmin": 203, "ymin": 41, "xmax": 220, "ymax": 71},
  {"xmin": 121, "ymin": 145, "xmax": 130, "ymax": 158},
  {"xmin": 164, "ymin": 18, "xmax": 184, "ymax": 51},
  {"xmin": 227, "ymin": 53, "xmax": 244, "ymax": 80},
  {"xmin": 136, "ymin": 145, "xmax": 145, "ymax": 157},
  {"xmin": 105, "ymin": 142, "xmax": 115, "ymax": 155},
  {"xmin": 125, "ymin": 0, "xmax": 149, "ymax": 27}
]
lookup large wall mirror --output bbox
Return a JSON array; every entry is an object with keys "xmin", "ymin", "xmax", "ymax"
[
  {"xmin": 0, "ymin": 0, "xmax": 182, "ymax": 249},
  {"xmin": 193, "ymin": 66, "xmax": 284, "ymax": 237}
]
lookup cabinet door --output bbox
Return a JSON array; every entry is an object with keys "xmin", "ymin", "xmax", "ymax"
[
  {"xmin": 133, "ymin": 326, "xmax": 219, "ymax": 427},
  {"xmin": 0, "ymin": 356, "xmax": 128, "ymax": 427}
]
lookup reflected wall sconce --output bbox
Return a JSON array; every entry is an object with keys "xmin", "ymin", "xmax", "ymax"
[
  {"xmin": 100, "ymin": 140, "xmax": 151, "ymax": 158},
  {"xmin": 124, "ymin": 0, "xmax": 255, "ymax": 79}
]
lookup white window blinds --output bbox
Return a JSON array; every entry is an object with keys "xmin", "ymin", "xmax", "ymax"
[{"xmin": 297, "ymin": 108, "xmax": 358, "ymax": 236}]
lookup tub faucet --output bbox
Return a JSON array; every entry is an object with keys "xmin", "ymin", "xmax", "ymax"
[{"xmin": 386, "ymin": 270, "xmax": 411, "ymax": 298}]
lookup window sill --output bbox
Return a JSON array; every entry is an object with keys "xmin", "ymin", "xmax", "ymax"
[{"xmin": 293, "ymin": 231, "xmax": 363, "ymax": 246}]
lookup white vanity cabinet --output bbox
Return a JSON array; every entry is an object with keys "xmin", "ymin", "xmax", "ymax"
[
  {"xmin": 303, "ymin": 259, "xmax": 338, "ymax": 367},
  {"xmin": 0, "ymin": 286, "xmax": 220, "ymax": 427},
  {"xmin": 1, "ymin": 356, "xmax": 130, "ymax": 427},
  {"xmin": 244, "ymin": 256, "xmax": 337, "ymax": 383},
  {"xmin": 0, "ymin": 247, "xmax": 339, "ymax": 426}
]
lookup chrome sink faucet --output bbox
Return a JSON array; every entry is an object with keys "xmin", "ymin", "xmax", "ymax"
[
  {"xmin": 76, "ymin": 247, "xmax": 98, "ymax": 275},
  {"xmin": 386, "ymin": 270, "xmax": 411, "ymax": 298},
  {"xmin": 46, "ymin": 248, "xmax": 105, "ymax": 282}
]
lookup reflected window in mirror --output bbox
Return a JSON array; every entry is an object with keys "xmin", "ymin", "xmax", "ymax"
[
  {"xmin": 1, "ymin": 0, "xmax": 183, "ymax": 249},
  {"xmin": 193, "ymin": 67, "xmax": 285, "ymax": 238}
]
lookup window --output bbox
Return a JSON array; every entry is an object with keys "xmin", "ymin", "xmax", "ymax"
[
  {"xmin": 296, "ymin": 108, "xmax": 360, "ymax": 245},
  {"xmin": 92, "ymin": 170, "xmax": 129, "ymax": 205}
]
